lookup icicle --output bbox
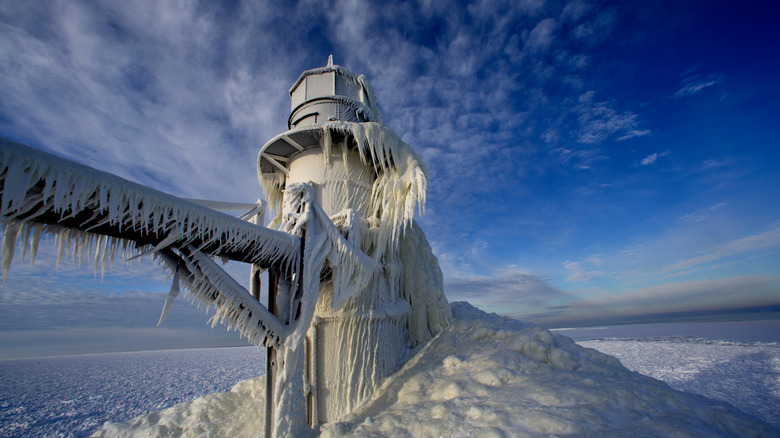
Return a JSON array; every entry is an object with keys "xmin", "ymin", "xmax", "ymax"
[
  {"xmin": 322, "ymin": 125, "xmax": 333, "ymax": 167},
  {"xmin": 30, "ymin": 224, "xmax": 42, "ymax": 266},
  {"xmin": 99, "ymin": 236, "xmax": 109, "ymax": 280},
  {"xmin": 55, "ymin": 229, "xmax": 66, "ymax": 269},
  {"xmin": 93, "ymin": 235, "xmax": 103, "ymax": 275},
  {"xmin": 157, "ymin": 268, "xmax": 180, "ymax": 326},
  {"xmin": 19, "ymin": 223, "xmax": 31, "ymax": 263},
  {"xmin": 1, "ymin": 222, "xmax": 20, "ymax": 285}
]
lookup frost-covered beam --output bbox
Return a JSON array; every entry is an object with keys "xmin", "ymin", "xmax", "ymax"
[
  {"xmin": 0, "ymin": 137, "xmax": 299, "ymax": 269},
  {"xmin": 262, "ymin": 154, "xmax": 290, "ymax": 176},
  {"xmin": 156, "ymin": 246, "xmax": 288, "ymax": 348},
  {"xmin": 281, "ymin": 135, "xmax": 305, "ymax": 152}
]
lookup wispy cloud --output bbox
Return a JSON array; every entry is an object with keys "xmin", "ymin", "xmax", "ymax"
[
  {"xmin": 560, "ymin": 0, "xmax": 592, "ymax": 23},
  {"xmin": 677, "ymin": 202, "xmax": 728, "ymax": 224},
  {"xmin": 618, "ymin": 129, "xmax": 650, "ymax": 142},
  {"xmin": 641, "ymin": 153, "xmax": 659, "ymax": 165},
  {"xmin": 660, "ymin": 223, "xmax": 780, "ymax": 274},
  {"xmin": 526, "ymin": 18, "xmax": 560, "ymax": 53},
  {"xmin": 673, "ymin": 73, "xmax": 725, "ymax": 98},
  {"xmin": 571, "ymin": 7, "xmax": 618, "ymax": 43},
  {"xmin": 563, "ymin": 260, "xmax": 603, "ymax": 282},
  {"xmin": 702, "ymin": 159, "xmax": 727, "ymax": 170},
  {"xmin": 639, "ymin": 150, "xmax": 669, "ymax": 166},
  {"xmin": 576, "ymin": 91, "xmax": 648, "ymax": 144},
  {"xmin": 582, "ymin": 275, "xmax": 780, "ymax": 314},
  {"xmin": 552, "ymin": 146, "xmax": 606, "ymax": 170},
  {"xmin": 526, "ymin": 275, "xmax": 780, "ymax": 326},
  {"xmin": 444, "ymin": 268, "xmax": 559, "ymax": 312}
]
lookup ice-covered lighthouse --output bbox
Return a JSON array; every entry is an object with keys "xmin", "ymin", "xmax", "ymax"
[{"xmin": 257, "ymin": 56, "xmax": 451, "ymax": 429}]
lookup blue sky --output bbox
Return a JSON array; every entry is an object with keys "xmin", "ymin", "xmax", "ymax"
[{"xmin": 1, "ymin": 0, "xmax": 779, "ymax": 358}]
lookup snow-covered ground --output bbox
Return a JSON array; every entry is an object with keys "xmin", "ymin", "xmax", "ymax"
[{"xmin": 1, "ymin": 307, "xmax": 778, "ymax": 437}]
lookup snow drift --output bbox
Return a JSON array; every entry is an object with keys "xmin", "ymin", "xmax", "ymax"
[{"xmin": 94, "ymin": 302, "xmax": 778, "ymax": 437}]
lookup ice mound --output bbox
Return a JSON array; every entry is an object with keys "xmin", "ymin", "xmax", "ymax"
[
  {"xmin": 92, "ymin": 378, "xmax": 266, "ymax": 438},
  {"xmin": 94, "ymin": 302, "xmax": 778, "ymax": 437}
]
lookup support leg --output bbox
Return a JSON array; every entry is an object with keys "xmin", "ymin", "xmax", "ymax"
[{"xmin": 265, "ymin": 268, "xmax": 279, "ymax": 438}]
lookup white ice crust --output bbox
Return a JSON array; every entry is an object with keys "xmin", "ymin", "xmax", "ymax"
[
  {"xmin": 94, "ymin": 303, "xmax": 778, "ymax": 437},
  {"xmin": 263, "ymin": 118, "xmax": 451, "ymax": 433}
]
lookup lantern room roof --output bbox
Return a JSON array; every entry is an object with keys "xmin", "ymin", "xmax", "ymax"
[{"xmin": 258, "ymin": 57, "xmax": 382, "ymax": 181}]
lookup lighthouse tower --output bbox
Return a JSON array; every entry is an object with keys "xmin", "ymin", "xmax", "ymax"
[{"xmin": 258, "ymin": 57, "xmax": 451, "ymax": 428}]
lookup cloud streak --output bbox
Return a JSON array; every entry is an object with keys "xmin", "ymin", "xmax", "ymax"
[
  {"xmin": 673, "ymin": 73, "xmax": 725, "ymax": 98},
  {"xmin": 444, "ymin": 268, "xmax": 561, "ymax": 313},
  {"xmin": 524, "ymin": 275, "xmax": 780, "ymax": 326},
  {"xmin": 563, "ymin": 260, "xmax": 603, "ymax": 282},
  {"xmin": 576, "ymin": 91, "xmax": 648, "ymax": 145},
  {"xmin": 660, "ymin": 224, "xmax": 780, "ymax": 274}
]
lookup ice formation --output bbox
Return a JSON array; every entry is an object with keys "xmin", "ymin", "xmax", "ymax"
[
  {"xmin": 0, "ymin": 137, "xmax": 299, "ymax": 347},
  {"xmin": 94, "ymin": 303, "xmax": 779, "ymax": 437}
]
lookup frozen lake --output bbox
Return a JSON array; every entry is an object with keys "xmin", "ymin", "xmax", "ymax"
[
  {"xmin": 1, "ymin": 321, "xmax": 777, "ymax": 437},
  {"xmin": 0, "ymin": 347, "xmax": 264, "ymax": 437},
  {"xmin": 555, "ymin": 320, "xmax": 780, "ymax": 430}
]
